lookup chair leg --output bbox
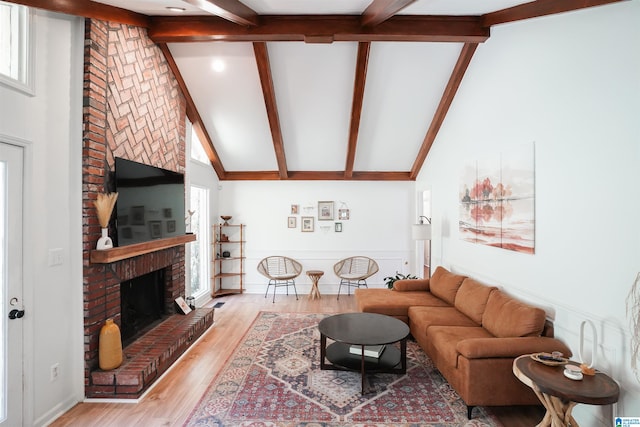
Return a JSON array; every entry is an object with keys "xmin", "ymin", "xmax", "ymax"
[
  {"xmin": 292, "ymin": 280, "xmax": 298, "ymax": 300},
  {"xmin": 264, "ymin": 281, "xmax": 272, "ymax": 299},
  {"xmin": 467, "ymin": 405, "xmax": 475, "ymax": 419},
  {"xmin": 337, "ymin": 280, "xmax": 344, "ymax": 300}
]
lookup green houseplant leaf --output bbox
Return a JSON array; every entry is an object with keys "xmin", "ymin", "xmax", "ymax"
[{"xmin": 383, "ymin": 271, "xmax": 418, "ymax": 289}]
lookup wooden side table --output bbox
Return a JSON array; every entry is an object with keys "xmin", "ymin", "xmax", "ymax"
[
  {"xmin": 513, "ymin": 355, "xmax": 619, "ymax": 427},
  {"xmin": 306, "ymin": 270, "xmax": 323, "ymax": 300}
]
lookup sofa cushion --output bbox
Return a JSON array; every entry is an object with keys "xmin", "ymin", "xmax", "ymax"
[
  {"xmin": 428, "ymin": 267, "xmax": 466, "ymax": 305},
  {"xmin": 408, "ymin": 306, "xmax": 478, "ymax": 339},
  {"xmin": 482, "ymin": 290, "xmax": 546, "ymax": 338},
  {"xmin": 355, "ymin": 288, "xmax": 449, "ymax": 318},
  {"xmin": 428, "ymin": 326, "xmax": 493, "ymax": 367},
  {"xmin": 454, "ymin": 278, "xmax": 497, "ymax": 324}
]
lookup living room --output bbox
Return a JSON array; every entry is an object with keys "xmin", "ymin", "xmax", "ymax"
[{"xmin": 0, "ymin": 1, "xmax": 638, "ymax": 426}]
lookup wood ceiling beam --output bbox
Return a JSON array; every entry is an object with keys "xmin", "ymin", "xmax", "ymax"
[
  {"xmin": 4, "ymin": 0, "xmax": 150, "ymax": 27},
  {"xmin": 157, "ymin": 43, "xmax": 227, "ymax": 179},
  {"xmin": 482, "ymin": 0, "xmax": 625, "ymax": 27},
  {"xmin": 181, "ymin": 0, "xmax": 259, "ymax": 27},
  {"xmin": 148, "ymin": 15, "xmax": 489, "ymax": 43},
  {"xmin": 253, "ymin": 42, "xmax": 288, "ymax": 180},
  {"xmin": 410, "ymin": 42, "xmax": 478, "ymax": 180},
  {"xmin": 344, "ymin": 42, "xmax": 370, "ymax": 179},
  {"xmin": 222, "ymin": 171, "xmax": 413, "ymax": 181},
  {"xmin": 361, "ymin": 0, "xmax": 417, "ymax": 27}
]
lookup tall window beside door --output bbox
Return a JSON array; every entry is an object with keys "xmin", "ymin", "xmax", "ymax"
[
  {"xmin": 189, "ymin": 186, "xmax": 210, "ymax": 299},
  {"xmin": 0, "ymin": 1, "xmax": 33, "ymax": 93}
]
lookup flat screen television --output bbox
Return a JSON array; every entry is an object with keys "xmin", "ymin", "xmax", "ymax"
[{"xmin": 115, "ymin": 157, "xmax": 186, "ymax": 246}]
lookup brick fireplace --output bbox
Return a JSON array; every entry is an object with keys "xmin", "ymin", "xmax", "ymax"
[{"xmin": 82, "ymin": 19, "xmax": 212, "ymax": 398}]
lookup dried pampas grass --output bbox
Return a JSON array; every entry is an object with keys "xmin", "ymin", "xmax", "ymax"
[
  {"xmin": 628, "ymin": 272, "xmax": 640, "ymax": 383},
  {"xmin": 94, "ymin": 192, "xmax": 118, "ymax": 228}
]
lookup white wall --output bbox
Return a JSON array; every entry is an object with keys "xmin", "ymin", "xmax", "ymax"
[
  {"xmin": 417, "ymin": 2, "xmax": 640, "ymax": 425},
  {"xmin": 0, "ymin": 10, "xmax": 84, "ymax": 426},
  {"xmin": 218, "ymin": 180, "xmax": 415, "ymax": 294}
]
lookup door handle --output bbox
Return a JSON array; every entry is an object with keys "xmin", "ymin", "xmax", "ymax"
[{"xmin": 8, "ymin": 309, "xmax": 25, "ymax": 319}]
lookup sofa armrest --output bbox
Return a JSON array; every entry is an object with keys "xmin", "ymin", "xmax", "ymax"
[
  {"xmin": 456, "ymin": 337, "xmax": 572, "ymax": 359},
  {"xmin": 393, "ymin": 278, "xmax": 430, "ymax": 292}
]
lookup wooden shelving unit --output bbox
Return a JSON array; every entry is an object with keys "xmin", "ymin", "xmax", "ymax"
[{"xmin": 212, "ymin": 224, "xmax": 245, "ymax": 297}]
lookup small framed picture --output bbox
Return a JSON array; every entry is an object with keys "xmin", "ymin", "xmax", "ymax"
[
  {"xmin": 318, "ymin": 201, "xmax": 334, "ymax": 221},
  {"xmin": 131, "ymin": 206, "xmax": 145, "ymax": 225},
  {"xmin": 166, "ymin": 220, "xmax": 176, "ymax": 233},
  {"xmin": 149, "ymin": 220, "xmax": 162, "ymax": 239},
  {"xmin": 121, "ymin": 226, "xmax": 132, "ymax": 239},
  {"xmin": 301, "ymin": 216, "xmax": 314, "ymax": 232},
  {"xmin": 338, "ymin": 208, "xmax": 350, "ymax": 220},
  {"xmin": 288, "ymin": 216, "xmax": 296, "ymax": 228},
  {"xmin": 291, "ymin": 204, "xmax": 299, "ymax": 215},
  {"xmin": 335, "ymin": 222, "xmax": 342, "ymax": 232},
  {"xmin": 175, "ymin": 296, "xmax": 192, "ymax": 315}
]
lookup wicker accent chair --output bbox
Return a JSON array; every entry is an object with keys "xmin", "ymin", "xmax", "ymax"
[
  {"xmin": 334, "ymin": 256, "xmax": 379, "ymax": 300},
  {"xmin": 257, "ymin": 256, "xmax": 302, "ymax": 303}
]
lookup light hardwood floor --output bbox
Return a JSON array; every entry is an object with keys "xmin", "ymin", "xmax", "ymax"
[{"xmin": 50, "ymin": 293, "xmax": 543, "ymax": 426}]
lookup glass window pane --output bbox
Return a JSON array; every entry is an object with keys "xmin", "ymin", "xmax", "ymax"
[
  {"xmin": 189, "ymin": 186, "xmax": 209, "ymax": 299},
  {"xmin": 190, "ymin": 127, "xmax": 209, "ymax": 164}
]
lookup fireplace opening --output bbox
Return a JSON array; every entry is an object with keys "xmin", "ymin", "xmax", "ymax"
[{"xmin": 120, "ymin": 269, "xmax": 167, "ymax": 346}]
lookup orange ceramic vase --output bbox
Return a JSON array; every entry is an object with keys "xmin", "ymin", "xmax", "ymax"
[{"xmin": 99, "ymin": 318, "xmax": 123, "ymax": 370}]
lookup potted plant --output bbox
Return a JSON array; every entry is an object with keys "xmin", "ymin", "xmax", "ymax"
[{"xmin": 383, "ymin": 272, "xmax": 418, "ymax": 289}]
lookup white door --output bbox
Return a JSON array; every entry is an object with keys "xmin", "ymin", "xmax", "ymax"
[{"xmin": 0, "ymin": 142, "xmax": 24, "ymax": 427}]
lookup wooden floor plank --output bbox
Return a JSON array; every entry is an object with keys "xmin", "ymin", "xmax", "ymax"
[{"xmin": 49, "ymin": 293, "xmax": 543, "ymax": 426}]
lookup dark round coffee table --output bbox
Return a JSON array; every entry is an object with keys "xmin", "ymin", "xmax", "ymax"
[{"xmin": 318, "ymin": 312, "xmax": 410, "ymax": 394}]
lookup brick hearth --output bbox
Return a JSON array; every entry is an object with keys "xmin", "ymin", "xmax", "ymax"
[{"xmin": 87, "ymin": 308, "xmax": 213, "ymax": 399}]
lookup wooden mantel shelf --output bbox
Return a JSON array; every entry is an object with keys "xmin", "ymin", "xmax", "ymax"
[{"xmin": 90, "ymin": 234, "xmax": 197, "ymax": 264}]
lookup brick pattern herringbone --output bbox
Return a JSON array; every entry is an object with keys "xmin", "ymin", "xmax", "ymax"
[
  {"xmin": 106, "ymin": 23, "xmax": 186, "ymax": 173},
  {"xmin": 82, "ymin": 19, "xmax": 188, "ymax": 398}
]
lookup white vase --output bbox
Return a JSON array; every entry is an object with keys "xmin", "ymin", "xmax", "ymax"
[{"xmin": 96, "ymin": 227, "xmax": 113, "ymax": 250}]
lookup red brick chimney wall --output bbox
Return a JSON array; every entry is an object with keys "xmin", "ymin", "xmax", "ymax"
[{"xmin": 81, "ymin": 19, "xmax": 187, "ymax": 393}]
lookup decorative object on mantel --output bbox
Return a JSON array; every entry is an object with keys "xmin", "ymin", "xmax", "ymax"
[
  {"xmin": 220, "ymin": 215, "xmax": 232, "ymax": 226},
  {"xmin": 627, "ymin": 272, "xmax": 640, "ymax": 382},
  {"xmin": 98, "ymin": 318, "xmax": 123, "ymax": 371},
  {"xmin": 93, "ymin": 192, "xmax": 118, "ymax": 250}
]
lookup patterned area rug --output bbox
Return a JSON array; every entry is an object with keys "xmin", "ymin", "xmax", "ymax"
[{"xmin": 184, "ymin": 312, "xmax": 502, "ymax": 427}]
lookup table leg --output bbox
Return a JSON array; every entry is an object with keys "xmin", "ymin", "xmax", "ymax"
[
  {"xmin": 320, "ymin": 333, "xmax": 327, "ymax": 369},
  {"xmin": 532, "ymin": 386, "xmax": 578, "ymax": 427}
]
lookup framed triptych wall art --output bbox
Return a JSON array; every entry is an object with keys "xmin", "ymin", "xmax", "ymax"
[{"xmin": 459, "ymin": 142, "xmax": 535, "ymax": 254}]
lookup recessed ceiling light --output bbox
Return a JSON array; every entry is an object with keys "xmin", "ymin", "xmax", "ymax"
[
  {"xmin": 166, "ymin": 6, "xmax": 186, "ymax": 12},
  {"xmin": 212, "ymin": 59, "xmax": 226, "ymax": 73}
]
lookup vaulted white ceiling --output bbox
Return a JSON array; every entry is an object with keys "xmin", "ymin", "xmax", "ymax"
[{"xmin": 12, "ymin": 0, "xmax": 623, "ymax": 180}]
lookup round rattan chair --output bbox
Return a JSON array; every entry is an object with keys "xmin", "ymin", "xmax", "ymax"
[
  {"xmin": 333, "ymin": 256, "xmax": 379, "ymax": 300},
  {"xmin": 257, "ymin": 256, "xmax": 302, "ymax": 303}
]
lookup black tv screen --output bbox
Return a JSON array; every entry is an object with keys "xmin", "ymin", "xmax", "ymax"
[{"xmin": 115, "ymin": 157, "xmax": 186, "ymax": 246}]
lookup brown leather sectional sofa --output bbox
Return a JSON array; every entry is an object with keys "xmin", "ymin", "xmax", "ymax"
[{"xmin": 354, "ymin": 266, "xmax": 571, "ymax": 418}]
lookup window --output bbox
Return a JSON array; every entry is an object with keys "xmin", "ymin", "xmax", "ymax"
[
  {"xmin": 189, "ymin": 186, "xmax": 210, "ymax": 299},
  {"xmin": 0, "ymin": 1, "xmax": 33, "ymax": 93},
  {"xmin": 190, "ymin": 127, "xmax": 209, "ymax": 164}
]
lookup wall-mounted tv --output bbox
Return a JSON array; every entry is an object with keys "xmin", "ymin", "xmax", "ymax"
[{"xmin": 115, "ymin": 157, "xmax": 186, "ymax": 246}]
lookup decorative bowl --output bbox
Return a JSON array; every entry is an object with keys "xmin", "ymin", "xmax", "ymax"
[{"xmin": 530, "ymin": 352, "xmax": 568, "ymax": 366}]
